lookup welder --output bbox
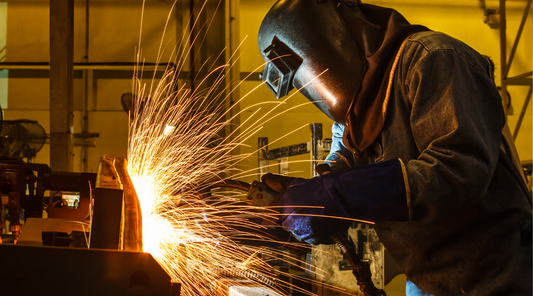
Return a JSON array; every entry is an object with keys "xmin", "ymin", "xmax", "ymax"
[{"xmin": 257, "ymin": 1, "xmax": 532, "ymax": 295}]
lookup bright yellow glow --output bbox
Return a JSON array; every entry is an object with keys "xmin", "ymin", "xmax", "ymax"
[
  {"xmin": 126, "ymin": 2, "xmax": 299, "ymax": 293},
  {"xmin": 125, "ymin": 2, "xmax": 366, "ymax": 295},
  {"xmin": 163, "ymin": 124, "xmax": 176, "ymax": 136}
]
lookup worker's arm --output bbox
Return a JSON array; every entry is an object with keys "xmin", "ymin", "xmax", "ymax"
[
  {"xmin": 400, "ymin": 38, "xmax": 505, "ymax": 224},
  {"xmin": 264, "ymin": 37, "xmax": 505, "ymax": 246},
  {"xmin": 323, "ymin": 122, "xmax": 353, "ymax": 171},
  {"xmin": 262, "ymin": 158, "xmax": 410, "ymax": 245}
]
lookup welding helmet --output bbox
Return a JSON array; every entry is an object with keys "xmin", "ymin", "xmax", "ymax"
[{"xmin": 258, "ymin": 0, "xmax": 365, "ymax": 122}]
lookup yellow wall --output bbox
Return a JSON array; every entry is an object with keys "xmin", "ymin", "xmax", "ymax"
[
  {"xmin": 0, "ymin": 0, "xmax": 530, "ymax": 294},
  {"xmin": 2, "ymin": 0, "xmax": 179, "ymax": 173},
  {"xmin": 2, "ymin": 0, "xmax": 530, "ymax": 174}
]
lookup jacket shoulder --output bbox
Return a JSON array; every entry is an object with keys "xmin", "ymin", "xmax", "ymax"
[
  {"xmin": 405, "ymin": 31, "xmax": 470, "ymax": 52},
  {"xmin": 399, "ymin": 31, "xmax": 492, "ymax": 79},
  {"xmin": 403, "ymin": 31, "xmax": 488, "ymax": 66}
]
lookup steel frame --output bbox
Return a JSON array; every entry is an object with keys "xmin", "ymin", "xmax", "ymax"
[{"xmin": 498, "ymin": 0, "xmax": 533, "ymax": 139}]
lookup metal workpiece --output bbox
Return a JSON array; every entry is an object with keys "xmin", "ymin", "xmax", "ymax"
[
  {"xmin": 115, "ymin": 157, "xmax": 143, "ymax": 252},
  {"xmin": 92, "ymin": 155, "xmax": 143, "ymax": 252},
  {"xmin": 0, "ymin": 244, "xmax": 174, "ymax": 296},
  {"xmin": 96, "ymin": 155, "xmax": 124, "ymax": 190},
  {"xmin": 88, "ymin": 187, "xmax": 123, "ymax": 250},
  {"xmin": 90, "ymin": 155, "xmax": 125, "ymax": 250},
  {"xmin": 332, "ymin": 232, "xmax": 386, "ymax": 296},
  {"xmin": 313, "ymin": 224, "xmax": 385, "ymax": 295}
]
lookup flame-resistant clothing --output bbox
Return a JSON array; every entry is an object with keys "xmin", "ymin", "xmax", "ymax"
[
  {"xmin": 325, "ymin": 31, "xmax": 532, "ymax": 296},
  {"xmin": 262, "ymin": 158, "xmax": 410, "ymax": 245},
  {"xmin": 258, "ymin": 1, "xmax": 531, "ymax": 295}
]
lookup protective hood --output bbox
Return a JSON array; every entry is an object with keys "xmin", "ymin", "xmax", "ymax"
[
  {"xmin": 258, "ymin": 1, "xmax": 429, "ymax": 157},
  {"xmin": 258, "ymin": 0, "xmax": 365, "ymax": 122}
]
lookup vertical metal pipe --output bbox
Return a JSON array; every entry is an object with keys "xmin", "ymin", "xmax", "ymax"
[
  {"xmin": 258, "ymin": 137, "xmax": 268, "ymax": 180},
  {"xmin": 228, "ymin": 0, "xmax": 241, "ymax": 146},
  {"xmin": 115, "ymin": 157, "xmax": 143, "ymax": 252},
  {"xmin": 311, "ymin": 123, "xmax": 323, "ymax": 177},
  {"xmin": 513, "ymin": 85, "xmax": 533, "ymax": 140},
  {"xmin": 90, "ymin": 156, "xmax": 124, "ymax": 250},
  {"xmin": 189, "ymin": 0, "xmax": 195, "ymax": 91},
  {"xmin": 82, "ymin": 0, "xmax": 90, "ymax": 172},
  {"xmin": 499, "ymin": 0, "xmax": 508, "ymax": 115},
  {"xmin": 50, "ymin": 0, "xmax": 74, "ymax": 172},
  {"xmin": 504, "ymin": 0, "xmax": 532, "ymax": 79}
]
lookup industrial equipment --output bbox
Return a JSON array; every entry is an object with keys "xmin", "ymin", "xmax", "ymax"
[
  {"xmin": 0, "ymin": 147, "xmax": 387, "ymax": 295},
  {"xmin": 0, "ymin": 155, "xmax": 178, "ymax": 296},
  {"xmin": 0, "ymin": 119, "xmax": 46, "ymax": 162}
]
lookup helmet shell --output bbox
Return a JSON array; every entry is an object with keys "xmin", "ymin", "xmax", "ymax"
[{"xmin": 258, "ymin": 0, "xmax": 365, "ymax": 122}]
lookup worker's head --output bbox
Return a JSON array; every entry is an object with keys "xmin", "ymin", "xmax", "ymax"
[{"xmin": 258, "ymin": 0, "xmax": 365, "ymax": 122}]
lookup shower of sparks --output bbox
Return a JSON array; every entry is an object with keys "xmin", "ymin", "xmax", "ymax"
[
  {"xmin": 126, "ymin": 1, "xmax": 373, "ymax": 295},
  {"xmin": 126, "ymin": 1, "xmax": 316, "ymax": 295}
]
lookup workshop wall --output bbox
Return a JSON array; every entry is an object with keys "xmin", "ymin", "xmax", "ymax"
[
  {"xmin": 0, "ymin": 1, "xmax": 530, "ymax": 295},
  {"xmin": 2, "ymin": 0, "xmax": 181, "ymax": 173},
  {"xmin": 0, "ymin": 0, "xmax": 531, "ymax": 177}
]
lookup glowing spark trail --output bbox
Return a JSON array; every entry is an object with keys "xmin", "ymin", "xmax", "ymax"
[
  {"xmin": 126, "ymin": 70, "xmax": 292, "ymax": 294},
  {"xmin": 125, "ymin": 1, "xmax": 370, "ymax": 295},
  {"xmin": 125, "ymin": 1, "xmax": 312, "ymax": 295}
]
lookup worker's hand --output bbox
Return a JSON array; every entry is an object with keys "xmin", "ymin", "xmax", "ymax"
[
  {"xmin": 260, "ymin": 159, "xmax": 409, "ymax": 246},
  {"xmin": 262, "ymin": 173, "xmax": 351, "ymax": 245},
  {"xmin": 261, "ymin": 173, "xmax": 293, "ymax": 193}
]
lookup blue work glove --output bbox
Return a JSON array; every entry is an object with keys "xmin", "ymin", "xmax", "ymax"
[{"xmin": 262, "ymin": 158, "xmax": 410, "ymax": 245}]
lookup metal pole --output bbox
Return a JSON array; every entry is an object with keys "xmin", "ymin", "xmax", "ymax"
[
  {"xmin": 278, "ymin": 157, "xmax": 289, "ymax": 176},
  {"xmin": 50, "ymin": 0, "xmax": 74, "ymax": 172},
  {"xmin": 513, "ymin": 85, "xmax": 532, "ymax": 140},
  {"xmin": 499, "ymin": 0, "xmax": 509, "ymax": 116},
  {"xmin": 258, "ymin": 137, "xmax": 269, "ymax": 179},
  {"xmin": 189, "ymin": 0, "xmax": 195, "ymax": 92},
  {"xmin": 82, "ymin": 0, "xmax": 90, "ymax": 172},
  {"xmin": 226, "ymin": 0, "xmax": 240, "ymax": 144},
  {"xmin": 310, "ymin": 123, "xmax": 323, "ymax": 177},
  {"xmin": 504, "ymin": 0, "xmax": 532, "ymax": 79}
]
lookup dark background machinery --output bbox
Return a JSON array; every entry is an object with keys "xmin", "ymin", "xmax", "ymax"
[{"xmin": 0, "ymin": 155, "xmax": 179, "ymax": 296}]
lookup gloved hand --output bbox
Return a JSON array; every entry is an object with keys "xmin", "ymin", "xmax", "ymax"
[
  {"xmin": 262, "ymin": 173, "xmax": 352, "ymax": 245},
  {"xmin": 261, "ymin": 158, "xmax": 410, "ymax": 246}
]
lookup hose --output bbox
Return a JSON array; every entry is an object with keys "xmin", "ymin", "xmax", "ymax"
[{"xmin": 332, "ymin": 231, "xmax": 386, "ymax": 296}]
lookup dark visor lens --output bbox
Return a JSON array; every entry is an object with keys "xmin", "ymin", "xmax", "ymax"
[
  {"xmin": 266, "ymin": 64, "xmax": 281, "ymax": 90},
  {"xmin": 260, "ymin": 38, "xmax": 302, "ymax": 99}
]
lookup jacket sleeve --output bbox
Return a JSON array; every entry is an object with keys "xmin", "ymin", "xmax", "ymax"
[
  {"xmin": 279, "ymin": 158, "xmax": 410, "ymax": 245},
  {"xmin": 401, "ymin": 42, "xmax": 505, "ymax": 223},
  {"xmin": 324, "ymin": 122, "xmax": 354, "ymax": 170}
]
